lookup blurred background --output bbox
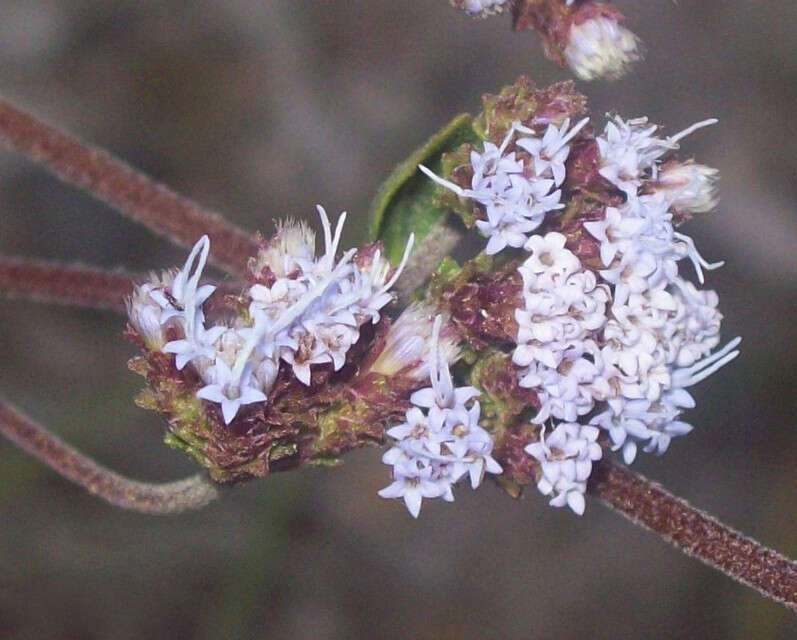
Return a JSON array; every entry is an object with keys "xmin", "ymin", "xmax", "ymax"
[{"xmin": 0, "ymin": 1, "xmax": 795, "ymax": 638}]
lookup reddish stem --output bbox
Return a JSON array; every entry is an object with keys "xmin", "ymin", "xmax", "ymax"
[
  {"xmin": 0, "ymin": 255, "xmax": 247, "ymax": 314},
  {"xmin": 0, "ymin": 96, "xmax": 258, "ymax": 275},
  {"xmin": 590, "ymin": 459, "xmax": 797, "ymax": 611},
  {"xmin": 0, "ymin": 399, "xmax": 219, "ymax": 514},
  {"xmin": 0, "ymin": 255, "xmax": 139, "ymax": 313}
]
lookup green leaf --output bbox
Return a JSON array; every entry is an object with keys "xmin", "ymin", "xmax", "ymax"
[{"xmin": 367, "ymin": 113, "xmax": 481, "ymax": 263}]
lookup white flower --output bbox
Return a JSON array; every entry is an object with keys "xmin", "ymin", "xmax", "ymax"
[
  {"xmin": 196, "ymin": 358, "xmax": 268, "ymax": 425},
  {"xmin": 513, "ymin": 235, "xmax": 610, "ymax": 409},
  {"xmin": 594, "ymin": 336, "xmax": 740, "ymax": 460},
  {"xmin": 654, "ymin": 161, "xmax": 719, "ymax": 215},
  {"xmin": 585, "ymin": 194, "xmax": 722, "ymax": 297},
  {"xmin": 563, "ymin": 15, "xmax": 641, "ymax": 81},
  {"xmin": 525, "ymin": 423, "xmax": 603, "ymax": 515},
  {"xmin": 378, "ymin": 451, "xmax": 453, "ymax": 519},
  {"xmin": 130, "ymin": 205, "xmax": 414, "ymax": 425},
  {"xmin": 519, "ymin": 341, "xmax": 608, "ymax": 424},
  {"xmin": 249, "ymin": 218, "xmax": 316, "ymax": 280},
  {"xmin": 582, "ymin": 206, "xmax": 646, "ymax": 268},
  {"xmin": 597, "ymin": 116, "xmax": 717, "ymax": 198},
  {"xmin": 419, "ymin": 123, "xmax": 566, "ymax": 255},
  {"xmin": 379, "ymin": 316, "xmax": 502, "ymax": 518},
  {"xmin": 516, "ymin": 117, "xmax": 589, "ymax": 186},
  {"xmin": 243, "ymin": 206, "xmax": 414, "ymax": 387},
  {"xmin": 158, "ymin": 236, "xmax": 222, "ymax": 368},
  {"xmin": 522, "ymin": 232, "xmax": 582, "ymax": 277}
]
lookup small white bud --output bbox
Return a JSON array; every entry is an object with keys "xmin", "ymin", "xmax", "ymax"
[
  {"xmin": 655, "ymin": 161, "xmax": 719, "ymax": 215},
  {"xmin": 126, "ymin": 271, "xmax": 175, "ymax": 350},
  {"xmin": 564, "ymin": 15, "xmax": 641, "ymax": 81},
  {"xmin": 371, "ymin": 304, "xmax": 460, "ymax": 380}
]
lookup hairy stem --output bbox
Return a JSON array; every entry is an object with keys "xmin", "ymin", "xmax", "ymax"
[
  {"xmin": 395, "ymin": 216, "xmax": 465, "ymax": 302},
  {"xmin": 0, "ymin": 96, "xmax": 258, "ymax": 275},
  {"xmin": 589, "ymin": 459, "xmax": 797, "ymax": 611},
  {"xmin": 0, "ymin": 255, "xmax": 140, "ymax": 313},
  {"xmin": 0, "ymin": 399, "xmax": 220, "ymax": 514},
  {"xmin": 0, "ymin": 255, "xmax": 248, "ymax": 314}
]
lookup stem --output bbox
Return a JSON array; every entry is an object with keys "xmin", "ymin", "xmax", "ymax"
[
  {"xmin": 395, "ymin": 216, "xmax": 465, "ymax": 302},
  {"xmin": 0, "ymin": 96, "xmax": 258, "ymax": 275},
  {"xmin": 589, "ymin": 459, "xmax": 797, "ymax": 611},
  {"xmin": 0, "ymin": 399, "xmax": 220, "ymax": 514},
  {"xmin": 0, "ymin": 255, "xmax": 248, "ymax": 314},
  {"xmin": 0, "ymin": 255, "xmax": 139, "ymax": 313}
]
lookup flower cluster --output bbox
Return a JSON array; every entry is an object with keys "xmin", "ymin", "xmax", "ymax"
[
  {"xmin": 420, "ymin": 117, "xmax": 588, "ymax": 254},
  {"xmin": 525, "ymin": 422, "xmax": 602, "ymax": 515},
  {"xmin": 128, "ymin": 206, "xmax": 413, "ymax": 424},
  {"xmin": 422, "ymin": 88, "xmax": 739, "ymax": 515},
  {"xmin": 379, "ymin": 316, "xmax": 502, "ymax": 517},
  {"xmin": 513, "ymin": 232, "xmax": 611, "ymax": 425}
]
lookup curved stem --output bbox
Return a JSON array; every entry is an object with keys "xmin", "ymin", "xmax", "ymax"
[
  {"xmin": 0, "ymin": 399, "xmax": 220, "ymax": 514},
  {"xmin": 0, "ymin": 96, "xmax": 258, "ymax": 276},
  {"xmin": 589, "ymin": 459, "xmax": 797, "ymax": 611}
]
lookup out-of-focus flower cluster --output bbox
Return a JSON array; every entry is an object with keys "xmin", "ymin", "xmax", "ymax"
[
  {"xmin": 424, "ymin": 78, "xmax": 739, "ymax": 515},
  {"xmin": 451, "ymin": 0, "xmax": 641, "ymax": 81}
]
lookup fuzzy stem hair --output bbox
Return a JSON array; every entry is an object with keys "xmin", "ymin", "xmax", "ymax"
[{"xmin": 0, "ymin": 96, "xmax": 258, "ymax": 275}]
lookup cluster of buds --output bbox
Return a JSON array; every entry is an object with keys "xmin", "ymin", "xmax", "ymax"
[
  {"xmin": 451, "ymin": 0, "xmax": 641, "ymax": 81},
  {"xmin": 425, "ymin": 77, "xmax": 738, "ymax": 514}
]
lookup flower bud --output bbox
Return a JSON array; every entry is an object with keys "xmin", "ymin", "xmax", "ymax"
[
  {"xmin": 564, "ymin": 5, "xmax": 641, "ymax": 81},
  {"xmin": 654, "ymin": 161, "xmax": 719, "ymax": 215},
  {"xmin": 125, "ymin": 271, "xmax": 175, "ymax": 350},
  {"xmin": 370, "ymin": 304, "xmax": 460, "ymax": 380},
  {"xmin": 451, "ymin": 0, "xmax": 509, "ymax": 17}
]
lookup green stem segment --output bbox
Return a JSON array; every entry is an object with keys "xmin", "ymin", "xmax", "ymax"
[
  {"xmin": 0, "ymin": 95, "xmax": 258, "ymax": 276},
  {"xmin": 590, "ymin": 459, "xmax": 797, "ymax": 611},
  {"xmin": 0, "ymin": 399, "xmax": 220, "ymax": 514}
]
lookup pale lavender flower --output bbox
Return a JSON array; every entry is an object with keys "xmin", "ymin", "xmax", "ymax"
[
  {"xmin": 525, "ymin": 423, "xmax": 603, "ymax": 516},
  {"xmin": 379, "ymin": 316, "xmax": 501, "ymax": 518},
  {"xmin": 419, "ymin": 124, "xmax": 565, "ymax": 255},
  {"xmin": 516, "ymin": 117, "xmax": 589, "ymax": 186}
]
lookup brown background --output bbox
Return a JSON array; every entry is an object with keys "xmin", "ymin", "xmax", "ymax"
[{"xmin": 0, "ymin": 1, "xmax": 795, "ymax": 638}]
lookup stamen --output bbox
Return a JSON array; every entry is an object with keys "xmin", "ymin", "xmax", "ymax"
[
  {"xmin": 674, "ymin": 231, "xmax": 724, "ymax": 284},
  {"xmin": 316, "ymin": 205, "xmax": 333, "ymax": 259},
  {"xmin": 418, "ymin": 164, "xmax": 466, "ymax": 197},
  {"xmin": 558, "ymin": 117, "xmax": 590, "ymax": 149},
  {"xmin": 668, "ymin": 118, "xmax": 718, "ymax": 145},
  {"xmin": 672, "ymin": 337, "xmax": 741, "ymax": 387},
  {"xmin": 330, "ymin": 211, "xmax": 347, "ymax": 263}
]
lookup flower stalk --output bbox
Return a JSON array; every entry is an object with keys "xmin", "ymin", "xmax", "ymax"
[
  {"xmin": 0, "ymin": 255, "xmax": 140, "ymax": 313},
  {"xmin": 589, "ymin": 459, "xmax": 797, "ymax": 611},
  {"xmin": 0, "ymin": 255, "xmax": 245, "ymax": 314},
  {"xmin": 0, "ymin": 399, "xmax": 220, "ymax": 514},
  {"xmin": 0, "ymin": 95, "xmax": 258, "ymax": 275}
]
